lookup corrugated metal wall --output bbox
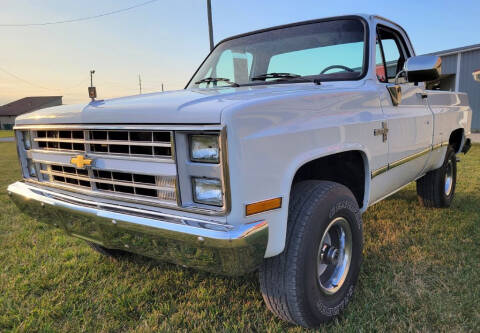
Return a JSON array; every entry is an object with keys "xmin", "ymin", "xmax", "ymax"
[
  {"xmin": 441, "ymin": 54, "xmax": 458, "ymax": 74},
  {"xmin": 457, "ymin": 50, "xmax": 480, "ymax": 131}
]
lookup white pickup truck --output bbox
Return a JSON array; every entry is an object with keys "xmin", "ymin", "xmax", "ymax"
[{"xmin": 8, "ymin": 14, "xmax": 472, "ymax": 327}]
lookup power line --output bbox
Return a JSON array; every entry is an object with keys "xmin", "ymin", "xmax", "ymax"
[
  {"xmin": 0, "ymin": 0, "xmax": 159, "ymax": 27},
  {"xmin": 62, "ymin": 77, "xmax": 89, "ymax": 92},
  {"xmin": 0, "ymin": 66, "xmax": 90, "ymax": 94},
  {"xmin": 0, "ymin": 66, "xmax": 168, "ymax": 96},
  {"xmin": 0, "ymin": 66, "xmax": 53, "ymax": 90}
]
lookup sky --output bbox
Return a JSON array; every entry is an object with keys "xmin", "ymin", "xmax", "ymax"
[{"xmin": 0, "ymin": 0, "xmax": 479, "ymax": 105}]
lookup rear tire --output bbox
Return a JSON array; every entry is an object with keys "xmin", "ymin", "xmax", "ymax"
[
  {"xmin": 417, "ymin": 145, "xmax": 457, "ymax": 208},
  {"xmin": 259, "ymin": 181, "xmax": 363, "ymax": 328},
  {"xmin": 86, "ymin": 241, "xmax": 129, "ymax": 259}
]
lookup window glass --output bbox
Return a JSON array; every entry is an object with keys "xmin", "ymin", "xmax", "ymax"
[
  {"xmin": 267, "ymin": 42, "xmax": 364, "ymax": 76},
  {"xmin": 377, "ymin": 27, "xmax": 410, "ymax": 83},
  {"xmin": 197, "ymin": 50, "xmax": 253, "ymax": 88},
  {"xmin": 375, "ymin": 40, "xmax": 386, "ymax": 82},
  {"xmin": 381, "ymin": 39, "xmax": 402, "ymax": 80},
  {"xmin": 188, "ymin": 19, "xmax": 366, "ymax": 88}
]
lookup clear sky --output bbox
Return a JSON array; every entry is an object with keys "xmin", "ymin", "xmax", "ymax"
[{"xmin": 1, "ymin": 0, "xmax": 479, "ymax": 105}]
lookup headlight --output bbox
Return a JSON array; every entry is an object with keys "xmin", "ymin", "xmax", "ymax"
[
  {"xmin": 26, "ymin": 159, "xmax": 36, "ymax": 177},
  {"xmin": 22, "ymin": 131, "xmax": 32, "ymax": 150},
  {"xmin": 189, "ymin": 134, "xmax": 219, "ymax": 163},
  {"xmin": 192, "ymin": 177, "xmax": 223, "ymax": 206}
]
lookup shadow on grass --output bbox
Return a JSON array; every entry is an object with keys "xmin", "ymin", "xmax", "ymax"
[{"xmin": 100, "ymin": 246, "xmax": 258, "ymax": 284}]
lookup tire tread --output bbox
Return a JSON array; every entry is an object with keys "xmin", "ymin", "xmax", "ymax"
[
  {"xmin": 417, "ymin": 145, "xmax": 456, "ymax": 208},
  {"xmin": 259, "ymin": 180, "xmax": 359, "ymax": 327}
]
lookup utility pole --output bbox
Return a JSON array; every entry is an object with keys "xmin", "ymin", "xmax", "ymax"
[
  {"xmin": 207, "ymin": 0, "xmax": 214, "ymax": 51},
  {"xmin": 161, "ymin": 83, "xmax": 164, "ymax": 92},
  {"xmin": 138, "ymin": 74, "xmax": 142, "ymax": 94}
]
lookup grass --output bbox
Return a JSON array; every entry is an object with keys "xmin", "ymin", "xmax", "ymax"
[
  {"xmin": 0, "ymin": 141, "xmax": 479, "ymax": 332},
  {"xmin": 0, "ymin": 130, "xmax": 14, "ymax": 138}
]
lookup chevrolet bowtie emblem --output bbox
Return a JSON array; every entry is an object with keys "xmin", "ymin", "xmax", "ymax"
[{"xmin": 70, "ymin": 155, "xmax": 93, "ymax": 169}]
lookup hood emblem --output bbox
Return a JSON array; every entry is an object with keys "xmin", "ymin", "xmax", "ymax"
[{"xmin": 70, "ymin": 155, "xmax": 94, "ymax": 169}]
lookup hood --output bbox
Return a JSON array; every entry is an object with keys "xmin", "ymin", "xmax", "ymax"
[
  {"xmin": 16, "ymin": 89, "xmax": 230, "ymax": 125},
  {"xmin": 15, "ymin": 81, "xmax": 365, "ymax": 125}
]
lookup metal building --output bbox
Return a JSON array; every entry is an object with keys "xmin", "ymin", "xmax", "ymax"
[
  {"xmin": 0, "ymin": 96, "xmax": 62, "ymax": 130},
  {"xmin": 428, "ymin": 44, "xmax": 480, "ymax": 131}
]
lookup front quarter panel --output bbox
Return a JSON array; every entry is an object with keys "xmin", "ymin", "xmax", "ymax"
[{"xmin": 222, "ymin": 81, "xmax": 385, "ymax": 257}]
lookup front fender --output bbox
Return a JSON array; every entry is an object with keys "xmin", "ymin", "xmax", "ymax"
[
  {"xmin": 221, "ymin": 82, "xmax": 383, "ymax": 258},
  {"xmin": 265, "ymin": 144, "xmax": 371, "ymax": 257}
]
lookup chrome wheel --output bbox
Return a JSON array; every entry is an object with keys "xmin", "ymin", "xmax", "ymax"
[
  {"xmin": 316, "ymin": 217, "xmax": 352, "ymax": 295},
  {"xmin": 444, "ymin": 159, "xmax": 453, "ymax": 196}
]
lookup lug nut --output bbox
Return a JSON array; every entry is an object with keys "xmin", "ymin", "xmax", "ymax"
[{"xmin": 321, "ymin": 245, "xmax": 340, "ymax": 265}]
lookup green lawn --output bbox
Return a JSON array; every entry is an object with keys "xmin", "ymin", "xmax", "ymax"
[
  {"xmin": 0, "ymin": 130, "xmax": 14, "ymax": 138},
  {"xmin": 0, "ymin": 142, "xmax": 479, "ymax": 332}
]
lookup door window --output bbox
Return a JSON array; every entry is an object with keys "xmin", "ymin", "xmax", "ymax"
[
  {"xmin": 376, "ymin": 27, "xmax": 410, "ymax": 83},
  {"xmin": 375, "ymin": 40, "xmax": 387, "ymax": 82}
]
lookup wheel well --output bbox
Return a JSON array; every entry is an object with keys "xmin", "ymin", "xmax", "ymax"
[
  {"xmin": 449, "ymin": 128, "xmax": 464, "ymax": 153},
  {"xmin": 292, "ymin": 151, "xmax": 366, "ymax": 208}
]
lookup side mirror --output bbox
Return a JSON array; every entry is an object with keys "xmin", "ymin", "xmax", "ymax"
[
  {"xmin": 473, "ymin": 69, "xmax": 480, "ymax": 82},
  {"xmin": 403, "ymin": 55, "xmax": 442, "ymax": 83}
]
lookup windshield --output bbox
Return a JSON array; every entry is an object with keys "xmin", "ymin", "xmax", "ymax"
[{"xmin": 187, "ymin": 18, "xmax": 367, "ymax": 89}]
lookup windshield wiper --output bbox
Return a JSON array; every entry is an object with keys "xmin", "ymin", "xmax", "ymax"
[
  {"xmin": 251, "ymin": 72, "xmax": 301, "ymax": 81},
  {"xmin": 250, "ymin": 72, "xmax": 320, "ymax": 85},
  {"xmin": 194, "ymin": 77, "xmax": 240, "ymax": 87}
]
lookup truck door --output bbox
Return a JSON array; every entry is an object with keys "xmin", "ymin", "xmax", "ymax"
[{"xmin": 374, "ymin": 25, "xmax": 434, "ymax": 195}]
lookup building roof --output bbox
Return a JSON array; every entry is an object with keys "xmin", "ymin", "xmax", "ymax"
[
  {"xmin": 428, "ymin": 43, "xmax": 480, "ymax": 56},
  {"xmin": 0, "ymin": 96, "xmax": 62, "ymax": 116}
]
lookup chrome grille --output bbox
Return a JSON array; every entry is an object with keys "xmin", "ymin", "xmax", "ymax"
[
  {"xmin": 39, "ymin": 163, "xmax": 176, "ymax": 201},
  {"xmin": 34, "ymin": 129, "xmax": 173, "ymax": 159},
  {"xmin": 17, "ymin": 125, "xmax": 227, "ymax": 214},
  {"xmin": 36, "ymin": 130, "xmax": 86, "ymax": 151}
]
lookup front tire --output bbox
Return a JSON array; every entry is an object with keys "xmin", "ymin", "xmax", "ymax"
[
  {"xmin": 259, "ymin": 181, "xmax": 363, "ymax": 327},
  {"xmin": 417, "ymin": 145, "xmax": 457, "ymax": 208}
]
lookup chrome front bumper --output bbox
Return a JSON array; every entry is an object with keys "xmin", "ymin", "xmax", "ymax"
[{"xmin": 7, "ymin": 181, "xmax": 268, "ymax": 276}]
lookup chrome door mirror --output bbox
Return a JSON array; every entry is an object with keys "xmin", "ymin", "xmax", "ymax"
[
  {"xmin": 473, "ymin": 69, "xmax": 480, "ymax": 82},
  {"xmin": 403, "ymin": 55, "xmax": 442, "ymax": 83}
]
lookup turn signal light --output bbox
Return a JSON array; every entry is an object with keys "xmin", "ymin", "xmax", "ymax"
[{"xmin": 246, "ymin": 197, "xmax": 282, "ymax": 216}]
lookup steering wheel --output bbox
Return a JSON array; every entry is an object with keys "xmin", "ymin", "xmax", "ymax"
[{"xmin": 320, "ymin": 65, "xmax": 355, "ymax": 74}]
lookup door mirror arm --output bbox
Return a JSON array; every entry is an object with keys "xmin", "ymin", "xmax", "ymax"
[{"xmin": 394, "ymin": 70, "xmax": 406, "ymax": 85}]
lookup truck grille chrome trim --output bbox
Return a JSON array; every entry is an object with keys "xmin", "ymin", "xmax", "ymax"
[
  {"xmin": 33, "ymin": 129, "xmax": 173, "ymax": 159},
  {"xmin": 39, "ymin": 163, "xmax": 176, "ymax": 201},
  {"xmin": 15, "ymin": 125, "xmax": 229, "ymax": 216}
]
